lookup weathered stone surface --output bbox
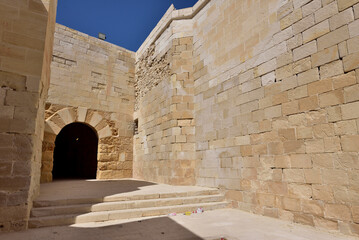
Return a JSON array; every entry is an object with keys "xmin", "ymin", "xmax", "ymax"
[{"xmin": 2, "ymin": 0, "xmax": 359, "ymax": 236}]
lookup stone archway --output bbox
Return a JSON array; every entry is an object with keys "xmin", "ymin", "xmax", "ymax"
[
  {"xmin": 53, "ymin": 122, "xmax": 98, "ymax": 179},
  {"xmin": 41, "ymin": 107, "xmax": 112, "ymax": 182}
]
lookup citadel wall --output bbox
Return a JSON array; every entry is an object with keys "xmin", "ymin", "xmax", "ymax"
[
  {"xmin": 42, "ymin": 24, "xmax": 135, "ymax": 181},
  {"xmin": 135, "ymin": 0, "xmax": 359, "ymax": 236},
  {"xmin": 1, "ymin": 0, "xmax": 358, "ymax": 236},
  {"xmin": 0, "ymin": 0, "xmax": 57, "ymax": 231},
  {"xmin": 133, "ymin": 4, "xmax": 197, "ymax": 184}
]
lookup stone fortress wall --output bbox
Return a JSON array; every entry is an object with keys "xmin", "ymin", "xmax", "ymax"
[
  {"xmin": 1, "ymin": 0, "xmax": 359, "ymax": 236},
  {"xmin": 134, "ymin": 0, "xmax": 359, "ymax": 236},
  {"xmin": 133, "ymin": 4, "xmax": 196, "ymax": 185},
  {"xmin": 42, "ymin": 24, "xmax": 135, "ymax": 181},
  {"xmin": 0, "ymin": 0, "xmax": 57, "ymax": 232}
]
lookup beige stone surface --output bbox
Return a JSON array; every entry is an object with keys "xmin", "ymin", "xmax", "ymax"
[
  {"xmin": 1, "ymin": 0, "xmax": 359, "ymax": 237},
  {"xmin": 0, "ymin": 0, "xmax": 57, "ymax": 232}
]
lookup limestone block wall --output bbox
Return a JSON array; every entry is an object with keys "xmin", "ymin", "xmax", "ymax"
[
  {"xmin": 43, "ymin": 24, "xmax": 135, "ymax": 181},
  {"xmin": 192, "ymin": 0, "xmax": 359, "ymax": 236},
  {"xmin": 41, "ymin": 104, "xmax": 133, "ymax": 181},
  {"xmin": 134, "ymin": 35, "xmax": 195, "ymax": 185},
  {"xmin": 133, "ymin": 0, "xmax": 359, "ymax": 236},
  {"xmin": 0, "ymin": 0, "xmax": 57, "ymax": 231},
  {"xmin": 134, "ymin": 4, "xmax": 197, "ymax": 185}
]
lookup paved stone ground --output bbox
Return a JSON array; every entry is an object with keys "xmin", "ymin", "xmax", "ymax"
[
  {"xmin": 1, "ymin": 209, "xmax": 357, "ymax": 240},
  {"xmin": 35, "ymin": 179, "xmax": 217, "ymax": 201}
]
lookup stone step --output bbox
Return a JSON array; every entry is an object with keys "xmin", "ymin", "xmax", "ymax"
[
  {"xmin": 29, "ymin": 201, "xmax": 229, "ymax": 228},
  {"xmin": 33, "ymin": 189, "xmax": 220, "ymax": 207},
  {"xmin": 31, "ymin": 194, "xmax": 225, "ymax": 217}
]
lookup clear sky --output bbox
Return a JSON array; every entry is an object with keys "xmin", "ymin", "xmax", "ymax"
[{"xmin": 56, "ymin": 0, "xmax": 198, "ymax": 52}]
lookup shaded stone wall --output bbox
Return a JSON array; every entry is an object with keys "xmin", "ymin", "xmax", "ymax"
[
  {"xmin": 0, "ymin": 0, "xmax": 57, "ymax": 231},
  {"xmin": 192, "ymin": 0, "xmax": 359, "ymax": 236},
  {"xmin": 43, "ymin": 24, "xmax": 135, "ymax": 181}
]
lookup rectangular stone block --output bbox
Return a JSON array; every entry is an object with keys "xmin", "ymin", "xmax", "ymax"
[
  {"xmin": 322, "ymin": 169, "xmax": 349, "ymax": 185},
  {"xmin": 290, "ymin": 154, "xmax": 312, "ymax": 168},
  {"xmin": 334, "ymin": 120, "xmax": 358, "ymax": 135},
  {"xmin": 303, "ymin": 20, "xmax": 330, "ymax": 44},
  {"xmin": 349, "ymin": 19, "xmax": 359, "ymax": 38},
  {"xmin": 317, "ymin": 25, "xmax": 350, "ymax": 51},
  {"xmin": 297, "ymin": 68, "xmax": 319, "ymax": 86},
  {"xmin": 302, "ymin": 200, "xmax": 324, "ymax": 216},
  {"xmin": 5, "ymin": 90, "xmax": 38, "ymax": 109},
  {"xmin": 325, "ymin": 204, "xmax": 352, "ymax": 221},
  {"xmin": 344, "ymin": 84, "xmax": 359, "ymax": 103},
  {"xmin": 284, "ymin": 169, "xmax": 305, "ymax": 183},
  {"xmin": 343, "ymin": 51, "xmax": 359, "ymax": 71},
  {"xmin": 341, "ymin": 101, "xmax": 359, "ymax": 119},
  {"xmin": 257, "ymin": 59, "xmax": 277, "ymax": 77},
  {"xmin": 293, "ymin": 14, "xmax": 315, "ymax": 35},
  {"xmin": 283, "ymin": 140, "xmax": 305, "ymax": 153},
  {"xmin": 277, "ymin": 52, "xmax": 293, "ymax": 68},
  {"xmin": 319, "ymin": 89, "xmax": 344, "ymax": 107},
  {"xmin": 257, "ymin": 193, "xmax": 275, "ymax": 207},
  {"xmin": 337, "ymin": 0, "xmax": 359, "ymax": 11},
  {"xmin": 315, "ymin": 2, "xmax": 339, "ymax": 23},
  {"xmin": 311, "ymin": 45, "xmax": 339, "ymax": 67},
  {"xmin": 330, "ymin": 8, "xmax": 355, "ymax": 31},
  {"xmin": 282, "ymin": 197, "xmax": 301, "ymax": 211},
  {"xmin": 264, "ymin": 105, "xmax": 282, "ymax": 120},
  {"xmin": 278, "ymin": 1, "xmax": 294, "ymax": 20},
  {"xmin": 355, "ymin": 3, "xmax": 359, "ymax": 19},
  {"xmin": 287, "ymin": 34, "xmax": 303, "ymax": 50},
  {"xmin": 281, "ymin": 10, "xmax": 301, "ymax": 31},
  {"xmin": 339, "ymin": 41, "xmax": 348, "ymax": 57},
  {"xmin": 293, "ymin": 57, "xmax": 311, "ymax": 75},
  {"xmin": 305, "ymin": 139, "xmax": 325, "ymax": 153},
  {"xmin": 261, "ymin": 71, "xmax": 276, "ymax": 86},
  {"xmin": 293, "ymin": 40, "xmax": 317, "ymax": 61},
  {"xmin": 304, "ymin": 169, "xmax": 322, "ymax": 184},
  {"xmin": 320, "ymin": 60, "xmax": 344, "ymax": 79},
  {"xmin": 296, "ymin": 126, "xmax": 312, "ymax": 139},
  {"xmin": 299, "ymin": 95, "xmax": 319, "ymax": 111},
  {"xmin": 333, "ymin": 71, "xmax": 357, "ymax": 89},
  {"xmin": 276, "ymin": 64, "xmax": 293, "ymax": 80},
  {"xmin": 282, "ymin": 100, "xmax": 299, "ymax": 116},
  {"xmin": 347, "ymin": 36, "xmax": 359, "ymax": 54},
  {"xmin": 341, "ymin": 135, "xmax": 359, "ymax": 151},
  {"xmin": 303, "ymin": 0, "xmax": 321, "ymax": 17}
]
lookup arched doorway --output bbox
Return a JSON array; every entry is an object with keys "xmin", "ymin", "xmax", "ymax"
[{"xmin": 53, "ymin": 122, "xmax": 98, "ymax": 179}]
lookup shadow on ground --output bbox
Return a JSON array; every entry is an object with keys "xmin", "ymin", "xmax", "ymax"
[
  {"xmin": 0, "ymin": 217, "xmax": 205, "ymax": 240},
  {"xmin": 37, "ymin": 179, "xmax": 156, "ymax": 201}
]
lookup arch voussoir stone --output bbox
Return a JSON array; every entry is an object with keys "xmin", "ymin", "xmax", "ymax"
[
  {"xmin": 45, "ymin": 107, "xmax": 112, "ymax": 139},
  {"xmin": 77, "ymin": 107, "xmax": 88, "ymax": 122},
  {"xmin": 57, "ymin": 107, "xmax": 76, "ymax": 125},
  {"xmin": 45, "ymin": 120, "xmax": 61, "ymax": 135},
  {"xmin": 88, "ymin": 112, "xmax": 103, "ymax": 129},
  {"xmin": 98, "ymin": 125, "xmax": 112, "ymax": 139}
]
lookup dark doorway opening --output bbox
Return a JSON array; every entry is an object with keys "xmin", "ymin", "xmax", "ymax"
[{"xmin": 53, "ymin": 122, "xmax": 98, "ymax": 180}]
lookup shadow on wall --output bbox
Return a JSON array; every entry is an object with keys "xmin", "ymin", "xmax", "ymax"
[{"xmin": 0, "ymin": 217, "xmax": 205, "ymax": 240}]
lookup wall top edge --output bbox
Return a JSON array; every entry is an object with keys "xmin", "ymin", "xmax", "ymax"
[
  {"xmin": 55, "ymin": 23, "xmax": 136, "ymax": 57},
  {"xmin": 135, "ymin": 0, "xmax": 210, "ymax": 60}
]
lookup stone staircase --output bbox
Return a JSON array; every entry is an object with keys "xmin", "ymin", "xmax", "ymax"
[{"xmin": 29, "ymin": 188, "xmax": 228, "ymax": 228}]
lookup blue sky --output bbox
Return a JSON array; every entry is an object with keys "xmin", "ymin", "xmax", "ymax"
[{"xmin": 56, "ymin": 0, "xmax": 198, "ymax": 52}]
